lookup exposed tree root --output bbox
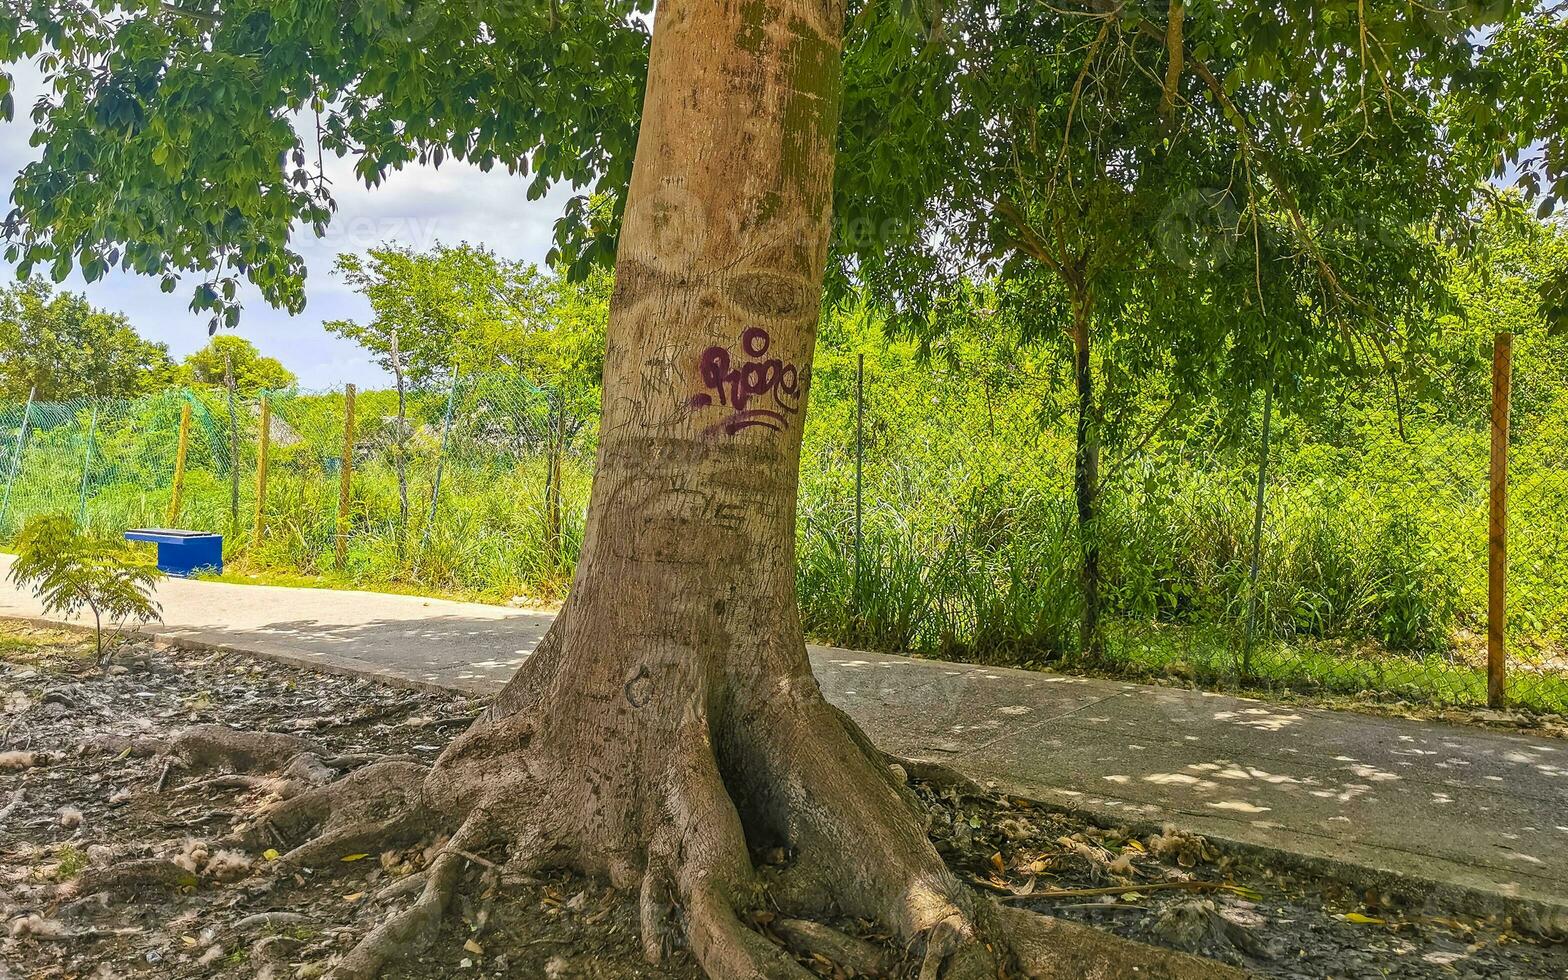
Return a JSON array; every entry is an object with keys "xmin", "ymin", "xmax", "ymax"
[
  {"xmin": 160, "ymin": 724, "xmax": 323, "ymax": 772},
  {"xmin": 232, "ymin": 911, "xmax": 315, "ymax": 934},
  {"xmin": 244, "ymin": 761, "xmax": 428, "ymax": 867},
  {"xmin": 770, "ymin": 917, "xmax": 892, "ymax": 976},
  {"xmin": 69, "ymin": 858, "xmax": 196, "ymax": 897},
  {"xmin": 0, "ymin": 786, "xmax": 23, "ymax": 827},
  {"xmin": 143, "ymin": 632, "xmax": 1234, "ymax": 980},
  {"xmin": 326, "ymin": 810, "xmax": 493, "ymax": 980},
  {"xmin": 151, "ymin": 711, "xmax": 1237, "ymax": 979}
]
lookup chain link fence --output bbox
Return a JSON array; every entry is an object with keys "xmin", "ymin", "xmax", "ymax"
[
  {"xmin": 0, "ymin": 374, "xmax": 593, "ymax": 601},
  {"xmin": 0, "ymin": 333, "xmax": 1562, "ymax": 712},
  {"xmin": 798, "ymin": 333, "xmax": 1568, "ymax": 714}
]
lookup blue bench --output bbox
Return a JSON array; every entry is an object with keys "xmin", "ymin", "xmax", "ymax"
[{"xmin": 124, "ymin": 529, "xmax": 223, "ymax": 577}]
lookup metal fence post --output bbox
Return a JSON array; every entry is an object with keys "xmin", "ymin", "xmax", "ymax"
[
  {"xmin": 418, "ymin": 373, "xmax": 460, "ymax": 564},
  {"xmin": 224, "ymin": 355, "xmax": 240, "ymax": 537},
  {"xmin": 1489, "ymin": 332, "xmax": 1513, "ymax": 709},
  {"xmin": 253, "ymin": 394, "xmax": 271, "ymax": 545},
  {"xmin": 0, "ymin": 387, "xmax": 36, "ymax": 535},
  {"xmin": 77, "ymin": 402, "xmax": 99, "ymax": 527},
  {"xmin": 166, "ymin": 399, "xmax": 193, "ymax": 526},
  {"xmin": 1241, "ymin": 373, "xmax": 1275, "ymax": 678},
  {"xmin": 335, "ymin": 383, "xmax": 356, "ymax": 570},
  {"xmin": 547, "ymin": 387, "xmax": 566, "ymax": 562},
  {"xmin": 854, "ymin": 353, "xmax": 865, "ymax": 606}
]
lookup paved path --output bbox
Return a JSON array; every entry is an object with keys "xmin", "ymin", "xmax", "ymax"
[{"xmin": 3, "ymin": 561, "xmax": 1565, "ymax": 917}]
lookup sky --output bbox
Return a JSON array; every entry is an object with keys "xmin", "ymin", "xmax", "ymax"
[{"xmin": 0, "ymin": 63, "xmax": 577, "ymax": 389}]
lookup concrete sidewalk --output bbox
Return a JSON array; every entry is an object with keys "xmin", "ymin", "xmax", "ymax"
[{"xmin": 2, "ymin": 559, "xmax": 1565, "ymax": 918}]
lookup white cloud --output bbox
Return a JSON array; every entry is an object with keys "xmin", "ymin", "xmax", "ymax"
[{"xmin": 0, "ymin": 62, "xmax": 578, "ymax": 390}]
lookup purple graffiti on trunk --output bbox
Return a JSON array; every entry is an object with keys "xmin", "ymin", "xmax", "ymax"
[{"xmin": 689, "ymin": 327, "xmax": 801, "ymax": 436}]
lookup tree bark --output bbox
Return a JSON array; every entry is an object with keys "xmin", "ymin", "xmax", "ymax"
[{"xmin": 210, "ymin": 5, "xmax": 1234, "ymax": 978}]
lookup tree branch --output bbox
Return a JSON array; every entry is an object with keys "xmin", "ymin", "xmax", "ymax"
[
  {"xmin": 159, "ymin": 3, "xmax": 219, "ymax": 26},
  {"xmin": 1158, "ymin": 1, "xmax": 1185, "ymax": 124}
]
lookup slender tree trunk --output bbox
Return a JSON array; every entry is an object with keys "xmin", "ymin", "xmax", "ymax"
[
  {"xmin": 1071, "ymin": 296, "xmax": 1102, "ymax": 658},
  {"xmin": 223, "ymin": 6, "xmax": 1232, "ymax": 978}
]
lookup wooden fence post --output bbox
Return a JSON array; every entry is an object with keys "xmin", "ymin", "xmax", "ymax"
[
  {"xmin": 253, "ymin": 395, "xmax": 271, "ymax": 545},
  {"xmin": 166, "ymin": 401, "xmax": 193, "ymax": 526},
  {"xmin": 336, "ymin": 384, "xmax": 355, "ymax": 570},
  {"xmin": 1488, "ymin": 332, "xmax": 1513, "ymax": 709}
]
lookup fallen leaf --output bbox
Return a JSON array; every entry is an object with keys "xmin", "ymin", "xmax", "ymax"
[
  {"xmin": 344, "ymin": 892, "xmax": 364, "ymax": 903},
  {"xmin": 463, "ymin": 939, "xmax": 483, "ymax": 955},
  {"xmin": 989, "ymin": 852, "xmax": 1006, "ymax": 875},
  {"xmin": 180, "ymin": 935, "xmax": 198, "ymax": 947},
  {"xmin": 1341, "ymin": 912, "xmax": 1385, "ymax": 925},
  {"xmin": 340, "ymin": 853, "xmax": 370, "ymax": 862},
  {"xmin": 262, "ymin": 848, "xmax": 280, "ymax": 862}
]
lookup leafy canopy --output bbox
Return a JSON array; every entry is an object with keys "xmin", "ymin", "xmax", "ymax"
[
  {"xmin": 0, "ymin": 1, "xmax": 1563, "ymax": 337},
  {"xmin": 833, "ymin": 2, "xmax": 1562, "ymax": 432},
  {"xmin": 8, "ymin": 515, "xmax": 162, "ymax": 660},
  {"xmin": 0, "ymin": 0, "xmax": 652, "ymax": 327},
  {"xmin": 0, "ymin": 278, "xmax": 175, "ymax": 401}
]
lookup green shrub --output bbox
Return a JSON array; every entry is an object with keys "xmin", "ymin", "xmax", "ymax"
[{"xmin": 8, "ymin": 515, "xmax": 161, "ymax": 661}]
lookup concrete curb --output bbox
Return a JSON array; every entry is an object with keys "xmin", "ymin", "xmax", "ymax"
[{"xmin": 10, "ymin": 613, "xmax": 1566, "ymax": 935}]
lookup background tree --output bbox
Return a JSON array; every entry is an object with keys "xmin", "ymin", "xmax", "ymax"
[
  {"xmin": 833, "ymin": 1, "xmax": 1524, "ymax": 654},
  {"xmin": 330, "ymin": 244, "xmax": 611, "ymax": 470},
  {"xmin": 1417, "ymin": 195, "xmax": 1568, "ymax": 417},
  {"xmin": 326, "ymin": 243, "xmax": 534, "ymax": 389},
  {"xmin": 0, "ymin": 278, "xmax": 174, "ymax": 400},
  {"xmin": 179, "ymin": 336, "xmax": 295, "ymax": 393},
  {"xmin": 327, "ymin": 242, "xmax": 611, "ymax": 395}
]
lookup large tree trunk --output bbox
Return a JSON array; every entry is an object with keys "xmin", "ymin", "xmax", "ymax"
[{"xmin": 197, "ymin": 4, "xmax": 1232, "ymax": 978}]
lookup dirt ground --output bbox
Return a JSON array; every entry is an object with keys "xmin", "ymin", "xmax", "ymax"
[{"xmin": 2, "ymin": 622, "xmax": 1564, "ymax": 979}]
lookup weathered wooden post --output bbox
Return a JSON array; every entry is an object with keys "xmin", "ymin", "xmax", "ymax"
[
  {"xmin": 335, "ymin": 384, "xmax": 356, "ymax": 570},
  {"xmin": 253, "ymin": 395, "xmax": 271, "ymax": 545},
  {"xmin": 166, "ymin": 400, "xmax": 193, "ymax": 526},
  {"xmin": 1488, "ymin": 333, "xmax": 1513, "ymax": 709}
]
